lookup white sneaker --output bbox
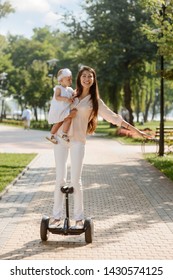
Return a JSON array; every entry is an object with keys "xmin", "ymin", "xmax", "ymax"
[
  {"xmin": 49, "ymin": 219, "xmax": 61, "ymax": 228},
  {"xmin": 73, "ymin": 220, "xmax": 84, "ymax": 229}
]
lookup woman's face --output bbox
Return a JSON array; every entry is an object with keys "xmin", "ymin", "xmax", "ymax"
[{"xmin": 80, "ymin": 70, "xmax": 94, "ymax": 89}]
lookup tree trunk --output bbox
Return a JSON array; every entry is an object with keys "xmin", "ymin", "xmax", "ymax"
[
  {"xmin": 34, "ymin": 106, "xmax": 37, "ymax": 121},
  {"xmin": 109, "ymin": 84, "xmax": 120, "ymax": 128},
  {"xmin": 144, "ymin": 101, "xmax": 150, "ymax": 122},
  {"xmin": 123, "ymin": 81, "xmax": 134, "ymax": 125}
]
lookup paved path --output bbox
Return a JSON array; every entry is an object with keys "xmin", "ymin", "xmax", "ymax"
[{"xmin": 0, "ymin": 124, "xmax": 173, "ymax": 260}]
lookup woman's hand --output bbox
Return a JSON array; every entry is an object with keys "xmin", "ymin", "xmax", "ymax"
[
  {"xmin": 130, "ymin": 126, "xmax": 149, "ymax": 138},
  {"xmin": 122, "ymin": 121, "xmax": 152, "ymax": 139},
  {"xmin": 137, "ymin": 130, "xmax": 151, "ymax": 139}
]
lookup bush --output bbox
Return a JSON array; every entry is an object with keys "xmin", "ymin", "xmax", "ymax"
[
  {"xmin": 1, "ymin": 119, "xmax": 23, "ymax": 126},
  {"xmin": 30, "ymin": 120, "xmax": 50, "ymax": 130},
  {"xmin": 1, "ymin": 119, "xmax": 50, "ymax": 130}
]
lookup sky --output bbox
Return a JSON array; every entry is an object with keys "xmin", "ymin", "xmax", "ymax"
[{"xmin": 0, "ymin": 0, "xmax": 85, "ymax": 38}]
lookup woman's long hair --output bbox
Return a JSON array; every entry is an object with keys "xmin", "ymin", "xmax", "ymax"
[{"xmin": 76, "ymin": 66, "xmax": 99, "ymax": 134}]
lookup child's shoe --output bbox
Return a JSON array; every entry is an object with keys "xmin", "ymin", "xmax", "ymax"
[
  {"xmin": 60, "ymin": 133, "xmax": 70, "ymax": 142},
  {"xmin": 46, "ymin": 135, "xmax": 58, "ymax": 144}
]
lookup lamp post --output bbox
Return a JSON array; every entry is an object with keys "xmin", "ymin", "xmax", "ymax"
[
  {"xmin": 159, "ymin": 52, "xmax": 164, "ymax": 156},
  {"xmin": 158, "ymin": 3, "xmax": 167, "ymax": 156},
  {"xmin": 0, "ymin": 72, "xmax": 8, "ymax": 121}
]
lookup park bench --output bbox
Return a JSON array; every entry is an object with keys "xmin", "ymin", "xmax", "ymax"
[
  {"xmin": 141, "ymin": 126, "xmax": 173, "ymax": 154},
  {"xmin": 155, "ymin": 126, "xmax": 173, "ymax": 153}
]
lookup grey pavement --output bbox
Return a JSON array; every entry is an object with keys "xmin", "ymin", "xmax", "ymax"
[{"xmin": 0, "ymin": 124, "xmax": 173, "ymax": 260}]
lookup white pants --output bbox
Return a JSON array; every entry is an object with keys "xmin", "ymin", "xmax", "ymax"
[{"xmin": 53, "ymin": 137, "xmax": 85, "ymax": 221}]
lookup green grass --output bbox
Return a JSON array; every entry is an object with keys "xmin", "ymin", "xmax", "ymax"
[
  {"xmin": 0, "ymin": 153, "xmax": 37, "ymax": 193},
  {"xmin": 96, "ymin": 120, "xmax": 173, "ymax": 134},
  {"xmin": 95, "ymin": 121, "xmax": 146, "ymax": 144},
  {"xmin": 145, "ymin": 153, "xmax": 173, "ymax": 181},
  {"xmin": 95, "ymin": 120, "xmax": 173, "ymax": 144}
]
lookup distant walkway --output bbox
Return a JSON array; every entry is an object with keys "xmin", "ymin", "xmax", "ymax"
[
  {"xmin": 0, "ymin": 124, "xmax": 173, "ymax": 260},
  {"xmin": 0, "ymin": 124, "xmax": 51, "ymax": 154}
]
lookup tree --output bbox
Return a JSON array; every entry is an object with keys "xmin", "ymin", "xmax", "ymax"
[
  {"xmin": 0, "ymin": 1, "xmax": 15, "ymax": 107},
  {"xmin": 65, "ymin": 0, "xmax": 156, "ymax": 124},
  {"xmin": 4, "ymin": 28, "xmax": 77, "ymax": 118},
  {"xmin": 0, "ymin": 1, "xmax": 14, "ymax": 19},
  {"xmin": 26, "ymin": 60, "xmax": 52, "ymax": 121},
  {"xmin": 5, "ymin": 33, "xmax": 55, "ymax": 118},
  {"xmin": 141, "ymin": 0, "xmax": 173, "ymax": 58},
  {"xmin": 141, "ymin": 1, "xmax": 173, "ymax": 81}
]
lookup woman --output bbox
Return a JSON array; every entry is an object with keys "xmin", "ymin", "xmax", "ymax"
[{"xmin": 51, "ymin": 65, "xmax": 147, "ymax": 229}]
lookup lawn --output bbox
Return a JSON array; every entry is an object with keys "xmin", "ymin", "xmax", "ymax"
[
  {"xmin": 96, "ymin": 120, "xmax": 173, "ymax": 143},
  {"xmin": 144, "ymin": 153, "xmax": 173, "ymax": 181},
  {"xmin": 0, "ymin": 153, "xmax": 37, "ymax": 193}
]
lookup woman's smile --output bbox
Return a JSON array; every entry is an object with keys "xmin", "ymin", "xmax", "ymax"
[{"xmin": 80, "ymin": 70, "xmax": 94, "ymax": 88}]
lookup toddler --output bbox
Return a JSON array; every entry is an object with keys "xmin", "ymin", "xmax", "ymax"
[{"xmin": 46, "ymin": 68, "xmax": 76, "ymax": 144}]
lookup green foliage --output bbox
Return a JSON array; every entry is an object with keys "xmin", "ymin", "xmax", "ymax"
[
  {"xmin": 2, "ymin": 119, "xmax": 23, "ymax": 126},
  {"xmin": 0, "ymin": 35, "xmax": 14, "ymax": 81},
  {"xmin": 65, "ymin": 0, "xmax": 157, "ymax": 123},
  {"xmin": 0, "ymin": 0, "xmax": 173, "ymax": 123},
  {"xmin": 2, "ymin": 28, "xmax": 82, "ymax": 119},
  {"xmin": 2, "ymin": 119, "xmax": 50, "ymax": 130},
  {"xmin": 7, "ymin": 35, "xmax": 55, "ymax": 68},
  {"xmin": 0, "ymin": 1, "xmax": 14, "ymax": 19},
  {"xmin": 26, "ymin": 60, "xmax": 52, "ymax": 110},
  {"xmin": 30, "ymin": 120, "xmax": 50, "ymax": 130},
  {"xmin": 141, "ymin": 0, "xmax": 173, "ymax": 58}
]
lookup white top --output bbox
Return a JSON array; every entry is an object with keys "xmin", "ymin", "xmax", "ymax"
[
  {"xmin": 48, "ymin": 85, "xmax": 74, "ymax": 124},
  {"xmin": 57, "ymin": 94, "xmax": 123, "ymax": 143},
  {"xmin": 22, "ymin": 108, "xmax": 32, "ymax": 120}
]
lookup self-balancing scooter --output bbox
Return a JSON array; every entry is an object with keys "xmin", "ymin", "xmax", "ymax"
[{"xmin": 40, "ymin": 186, "xmax": 94, "ymax": 243}]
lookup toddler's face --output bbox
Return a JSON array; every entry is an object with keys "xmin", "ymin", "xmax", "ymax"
[{"xmin": 61, "ymin": 75, "xmax": 72, "ymax": 86}]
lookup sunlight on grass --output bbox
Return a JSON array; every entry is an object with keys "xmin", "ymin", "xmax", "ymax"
[
  {"xmin": 0, "ymin": 153, "xmax": 37, "ymax": 192},
  {"xmin": 145, "ymin": 153, "xmax": 173, "ymax": 181}
]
